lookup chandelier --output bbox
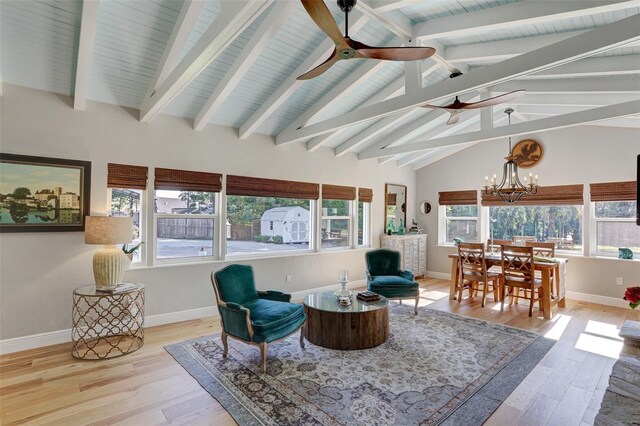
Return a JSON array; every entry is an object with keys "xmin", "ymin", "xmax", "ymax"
[{"xmin": 483, "ymin": 108, "xmax": 539, "ymax": 203}]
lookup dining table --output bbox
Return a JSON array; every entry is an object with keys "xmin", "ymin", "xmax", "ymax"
[{"xmin": 447, "ymin": 252, "xmax": 567, "ymax": 320}]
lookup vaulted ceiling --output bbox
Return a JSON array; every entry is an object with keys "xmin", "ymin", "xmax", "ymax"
[{"xmin": 1, "ymin": 0, "xmax": 639, "ymax": 170}]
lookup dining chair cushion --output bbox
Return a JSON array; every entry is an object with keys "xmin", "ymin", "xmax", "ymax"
[{"xmin": 505, "ymin": 275, "xmax": 542, "ymax": 285}]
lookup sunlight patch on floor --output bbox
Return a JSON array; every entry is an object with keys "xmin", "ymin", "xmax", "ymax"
[
  {"xmin": 584, "ymin": 320, "xmax": 623, "ymax": 341},
  {"xmin": 544, "ymin": 314, "xmax": 572, "ymax": 340},
  {"xmin": 419, "ymin": 290, "xmax": 450, "ymax": 301},
  {"xmin": 575, "ymin": 333, "xmax": 623, "ymax": 359}
]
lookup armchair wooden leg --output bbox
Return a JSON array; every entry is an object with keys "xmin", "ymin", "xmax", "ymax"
[
  {"xmin": 221, "ymin": 331, "xmax": 228, "ymax": 358},
  {"xmin": 300, "ymin": 327, "xmax": 305, "ymax": 349},
  {"xmin": 414, "ymin": 296, "xmax": 419, "ymax": 315},
  {"xmin": 259, "ymin": 342, "xmax": 267, "ymax": 373}
]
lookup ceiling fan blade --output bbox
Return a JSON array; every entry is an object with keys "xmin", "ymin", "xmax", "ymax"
[
  {"xmin": 446, "ymin": 111, "xmax": 463, "ymax": 125},
  {"xmin": 301, "ymin": 0, "xmax": 345, "ymax": 45},
  {"xmin": 297, "ymin": 48, "xmax": 341, "ymax": 80},
  {"xmin": 460, "ymin": 90, "xmax": 526, "ymax": 110},
  {"xmin": 355, "ymin": 46, "xmax": 436, "ymax": 61},
  {"xmin": 420, "ymin": 103, "xmax": 458, "ymax": 110}
]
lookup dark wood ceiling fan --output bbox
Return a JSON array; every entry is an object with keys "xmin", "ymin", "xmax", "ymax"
[
  {"xmin": 298, "ymin": 0, "xmax": 436, "ymax": 80},
  {"xmin": 421, "ymin": 72, "xmax": 526, "ymax": 125}
]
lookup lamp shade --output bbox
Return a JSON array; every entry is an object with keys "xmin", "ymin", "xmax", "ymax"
[{"xmin": 85, "ymin": 216, "xmax": 133, "ymax": 245}]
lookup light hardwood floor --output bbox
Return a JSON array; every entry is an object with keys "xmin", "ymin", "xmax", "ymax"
[{"xmin": 1, "ymin": 278, "xmax": 638, "ymax": 425}]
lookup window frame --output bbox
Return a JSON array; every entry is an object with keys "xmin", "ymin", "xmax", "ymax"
[
  {"xmin": 107, "ymin": 187, "xmax": 146, "ymax": 265},
  {"xmin": 590, "ymin": 200, "xmax": 638, "ymax": 257},
  {"xmin": 153, "ymin": 192, "xmax": 219, "ymax": 264},
  {"xmin": 321, "ymin": 198, "xmax": 354, "ymax": 251},
  {"xmin": 357, "ymin": 200, "xmax": 371, "ymax": 248},
  {"xmin": 439, "ymin": 204, "xmax": 479, "ymax": 246}
]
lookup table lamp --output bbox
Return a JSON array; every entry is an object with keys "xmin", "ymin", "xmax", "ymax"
[{"xmin": 85, "ymin": 216, "xmax": 133, "ymax": 288}]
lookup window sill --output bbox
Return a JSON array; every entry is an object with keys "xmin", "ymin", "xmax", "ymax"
[{"xmin": 125, "ymin": 247, "xmax": 372, "ymax": 271}]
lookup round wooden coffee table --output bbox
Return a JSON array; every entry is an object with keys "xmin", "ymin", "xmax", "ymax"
[{"xmin": 303, "ymin": 291, "xmax": 388, "ymax": 350}]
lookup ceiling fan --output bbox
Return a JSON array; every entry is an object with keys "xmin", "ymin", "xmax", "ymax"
[
  {"xmin": 298, "ymin": 0, "xmax": 435, "ymax": 80},
  {"xmin": 421, "ymin": 71, "xmax": 526, "ymax": 125}
]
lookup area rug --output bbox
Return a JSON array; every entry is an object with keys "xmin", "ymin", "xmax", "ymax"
[{"xmin": 165, "ymin": 305, "xmax": 554, "ymax": 425}]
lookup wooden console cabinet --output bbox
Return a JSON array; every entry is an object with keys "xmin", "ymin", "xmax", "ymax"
[{"xmin": 380, "ymin": 234, "xmax": 427, "ymax": 278}]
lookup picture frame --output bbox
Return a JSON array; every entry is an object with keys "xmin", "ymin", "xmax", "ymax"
[{"xmin": 0, "ymin": 153, "xmax": 91, "ymax": 232}]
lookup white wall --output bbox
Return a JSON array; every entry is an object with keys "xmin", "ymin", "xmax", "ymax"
[
  {"xmin": 415, "ymin": 125, "xmax": 640, "ymax": 299},
  {"xmin": 0, "ymin": 85, "xmax": 415, "ymax": 340}
]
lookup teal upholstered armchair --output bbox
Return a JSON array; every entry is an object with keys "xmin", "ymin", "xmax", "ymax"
[
  {"xmin": 365, "ymin": 249, "xmax": 420, "ymax": 314},
  {"xmin": 211, "ymin": 264, "xmax": 306, "ymax": 372}
]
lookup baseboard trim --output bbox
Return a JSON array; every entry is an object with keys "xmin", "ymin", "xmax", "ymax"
[
  {"xmin": 425, "ymin": 271, "xmax": 451, "ymax": 280},
  {"xmin": 565, "ymin": 291, "xmax": 630, "ymax": 309},
  {"xmin": 0, "ymin": 280, "xmax": 367, "ymax": 355}
]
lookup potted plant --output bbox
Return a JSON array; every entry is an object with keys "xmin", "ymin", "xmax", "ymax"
[{"xmin": 122, "ymin": 242, "xmax": 144, "ymax": 261}]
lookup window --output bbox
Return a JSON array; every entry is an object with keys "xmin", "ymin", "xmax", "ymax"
[
  {"xmin": 226, "ymin": 175, "xmax": 319, "ymax": 257},
  {"xmin": 358, "ymin": 187, "xmax": 372, "ymax": 247},
  {"xmin": 321, "ymin": 185, "xmax": 356, "ymax": 250},
  {"xmin": 154, "ymin": 168, "xmax": 222, "ymax": 261},
  {"xmin": 226, "ymin": 196, "xmax": 312, "ymax": 256},
  {"xmin": 322, "ymin": 199, "xmax": 352, "ymax": 249},
  {"xmin": 155, "ymin": 190, "xmax": 216, "ymax": 259},
  {"xmin": 107, "ymin": 163, "xmax": 148, "ymax": 263},
  {"xmin": 488, "ymin": 205, "xmax": 583, "ymax": 252},
  {"xmin": 110, "ymin": 188, "xmax": 143, "ymax": 262},
  {"xmin": 439, "ymin": 190, "xmax": 478, "ymax": 244},
  {"xmin": 594, "ymin": 200, "xmax": 640, "ymax": 257},
  {"xmin": 444, "ymin": 205, "xmax": 478, "ymax": 244},
  {"xmin": 591, "ymin": 181, "xmax": 639, "ymax": 257}
]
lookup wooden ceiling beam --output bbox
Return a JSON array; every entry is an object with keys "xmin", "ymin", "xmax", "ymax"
[
  {"xmin": 414, "ymin": 1, "xmax": 638, "ymax": 40},
  {"xmin": 194, "ymin": 1, "xmax": 295, "ymax": 131},
  {"xmin": 139, "ymin": 0, "xmax": 271, "ymax": 122},
  {"xmin": 276, "ymin": 14, "xmax": 640, "ymax": 144},
  {"xmin": 359, "ymin": 100, "xmax": 640, "ymax": 159},
  {"xmin": 147, "ymin": 0, "xmax": 205, "ymax": 97},
  {"xmin": 73, "ymin": 0, "xmax": 99, "ymax": 110}
]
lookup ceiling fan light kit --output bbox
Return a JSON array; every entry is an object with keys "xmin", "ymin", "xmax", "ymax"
[{"xmin": 297, "ymin": 0, "xmax": 435, "ymax": 80}]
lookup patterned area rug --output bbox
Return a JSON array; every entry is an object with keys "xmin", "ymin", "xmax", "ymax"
[{"xmin": 165, "ymin": 305, "xmax": 554, "ymax": 425}]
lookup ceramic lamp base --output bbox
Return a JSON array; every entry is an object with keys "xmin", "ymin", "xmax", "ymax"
[{"xmin": 93, "ymin": 244, "xmax": 125, "ymax": 288}]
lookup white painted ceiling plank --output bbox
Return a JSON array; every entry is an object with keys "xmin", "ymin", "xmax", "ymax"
[
  {"xmin": 508, "ymin": 93, "xmax": 638, "ymax": 107},
  {"xmin": 359, "ymin": 100, "xmax": 640, "ymax": 159},
  {"xmin": 139, "ymin": 0, "xmax": 272, "ymax": 122},
  {"xmin": 148, "ymin": 0, "xmax": 205, "ymax": 96},
  {"xmin": 358, "ymin": 0, "xmax": 412, "ymax": 40},
  {"xmin": 492, "ymin": 76, "xmax": 640, "ymax": 94},
  {"xmin": 411, "ymin": 142, "xmax": 480, "ymax": 170},
  {"xmin": 237, "ymin": 11, "xmax": 367, "ymax": 140},
  {"xmin": 277, "ymin": 14, "xmax": 640, "ymax": 144},
  {"xmin": 73, "ymin": 0, "xmax": 99, "ymax": 110},
  {"xmin": 369, "ymin": 0, "xmax": 422, "ymax": 13},
  {"xmin": 194, "ymin": 1, "xmax": 295, "ymax": 131},
  {"xmin": 520, "ymin": 54, "xmax": 640, "ymax": 79},
  {"xmin": 306, "ymin": 62, "xmax": 440, "ymax": 152},
  {"xmin": 444, "ymin": 31, "xmax": 587, "ymax": 64},
  {"xmin": 414, "ymin": 1, "xmax": 638, "ymax": 40}
]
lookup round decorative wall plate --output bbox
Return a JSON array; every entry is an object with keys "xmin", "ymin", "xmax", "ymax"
[{"xmin": 512, "ymin": 139, "xmax": 543, "ymax": 168}]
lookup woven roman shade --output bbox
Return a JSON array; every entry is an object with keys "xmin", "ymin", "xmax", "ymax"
[
  {"xmin": 482, "ymin": 184, "xmax": 584, "ymax": 206},
  {"xmin": 107, "ymin": 163, "xmax": 148, "ymax": 190},
  {"xmin": 359, "ymin": 188, "xmax": 373, "ymax": 203},
  {"xmin": 439, "ymin": 190, "xmax": 477, "ymax": 206},
  {"xmin": 226, "ymin": 175, "xmax": 319, "ymax": 199},
  {"xmin": 154, "ymin": 168, "xmax": 222, "ymax": 192},
  {"xmin": 323, "ymin": 184, "xmax": 356, "ymax": 200},
  {"xmin": 590, "ymin": 181, "xmax": 636, "ymax": 202}
]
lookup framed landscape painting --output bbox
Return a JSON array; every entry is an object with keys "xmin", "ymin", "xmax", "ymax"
[{"xmin": 0, "ymin": 153, "xmax": 91, "ymax": 232}]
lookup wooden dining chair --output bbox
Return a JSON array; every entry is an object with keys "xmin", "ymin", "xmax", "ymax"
[
  {"xmin": 500, "ymin": 245, "xmax": 541, "ymax": 317},
  {"xmin": 526, "ymin": 241, "xmax": 557, "ymax": 297},
  {"xmin": 486, "ymin": 239, "xmax": 512, "ymax": 254},
  {"xmin": 457, "ymin": 243, "xmax": 500, "ymax": 307}
]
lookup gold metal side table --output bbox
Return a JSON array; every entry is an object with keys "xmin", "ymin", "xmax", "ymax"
[{"xmin": 72, "ymin": 283, "xmax": 145, "ymax": 360}]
